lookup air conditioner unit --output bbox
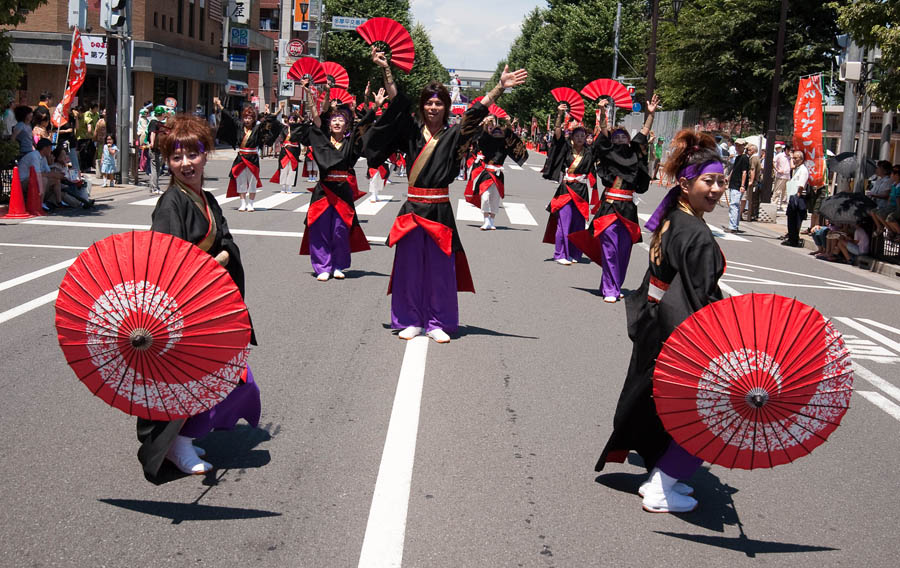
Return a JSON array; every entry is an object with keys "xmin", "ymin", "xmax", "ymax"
[{"xmin": 840, "ymin": 61, "xmax": 862, "ymax": 82}]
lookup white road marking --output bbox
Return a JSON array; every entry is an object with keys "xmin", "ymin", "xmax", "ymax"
[
  {"xmin": 252, "ymin": 192, "xmax": 300, "ymax": 211},
  {"xmin": 358, "ymin": 336, "xmax": 429, "ymax": 568},
  {"xmin": 455, "ymin": 198, "xmax": 484, "ymax": 222},
  {"xmin": 718, "ymin": 282, "xmax": 743, "ymax": 297},
  {"xmin": 356, "ymin": 196, "xmax": 394, "ymax": 216},
  {"xmin": 842, "ymin": 335, "xmax": 900, "ymax": 364},
  {"xmin": 856, "ymin": 391, "xmax": 900, "ymax": 422},
  {"xmin": 529, "ymin": 166, "xmax": 543, "ymax": 173},
  {"xmin": 637, "ymin": 213, "xmax": 749, "ymax": 242},
  {"xmin": 503, "ymin": 202, "xmax": 538, "ymax": 226},
  {"xmin": 853, "ymin": 363, "xmax": 900, "ymax": 404},
  {"xmin": 0, "ymin": 290, "xmax": 58, "ymax": 325},
  {"xmin": 0, "ymin": 243, "xmax": 87, "ymax": 250},
  {"xmin": 855, "ymin": 318, "xmax": 900, "ymax": 337},
  {"xmin": 129, "ymin": 188, "xmax": 221, "ymax": 206},
  {"xmin": 835, "ymin": 317, "xmax": 900, "ymax": 353},
  {"xmin": 508, "ymin": 164, "xmax": 523, "ymax": 170},
  {"xmin": 216, "ymin": 194, "xmax": 240, "ymax": 205},
  {"xmin": 294, "ymin": 202, "xmax": 310, "ymax": 213},
  {"xmin": 0, "ymin": 259, "xmax": 76, "ymax": 293}
]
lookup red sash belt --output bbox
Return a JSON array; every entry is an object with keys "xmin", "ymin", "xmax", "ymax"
[
  {"xmin": 388, "ymin": 213, "xmax": 453, "ymax": 255},
  {"xmin": 407, "ymin": 186, "xmax": 450, "ymax": 204},
  {"xmin": 307, "ymin": 186, "xmax": 356, "ymax": 228},
  {"xmin": 550, "ymin": 185, "xmax": 590, "ymax": 220},
  {"xmin": 322, "ymin": 169, "xmax": 364, "ymax": 201},
  {"xmin": 605, "ymin": 189, "xmax": 635, "ymax": 202},
  {"xmin": 227, "ymin": 149, "xmax": 262, "ymax": 197}
]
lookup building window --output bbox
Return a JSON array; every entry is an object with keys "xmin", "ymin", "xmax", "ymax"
[
  {"xmin": 154, "ymin": 12, "xmax": 158, "ymax": 27},
  {"xmin": 188, "ymin": 1, "xmax": 195, "ymax": 38},
  {"xmin": 162, "ymin": 14, "xmax": 166, "ymax": 30},
  {"xmin": 259, "ymin": 9, "xmax": 280, "ymax": 31},
  {"xmin": 199, "ymin": 7, "xmax": 205, "ymax": 41},
  {"xmin": 177, "ymin": 0, "xmax": 183, "ymax": 34},
  {"xmin": 170, "ymin": 18, "xmax": 173, "ymax": 32}
]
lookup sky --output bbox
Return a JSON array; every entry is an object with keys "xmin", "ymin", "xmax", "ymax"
[{"xmin": 410, "ymin": 0, "xmax": 545, "ymax": 71}]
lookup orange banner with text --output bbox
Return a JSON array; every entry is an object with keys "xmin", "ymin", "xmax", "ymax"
[{"xmin": 792, "ymin": 75, "xmax": 826, "ymax": 188}]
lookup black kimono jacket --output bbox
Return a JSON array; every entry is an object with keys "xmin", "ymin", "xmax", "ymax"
[
  {"xmin": 218, "ymin": 110, "xmax": 279, "ymax": 197},
  {"xmin": 463, "ymin": 128, "xmax": 528, "ymax": 206},
  {"xmin": 137, "ymin": 185, "xmax": 256, "ymax": 481},
  {"xmin": 270, "ymin": 121, "xmax": 310, "ymax": 185},
  {"xmin": 589, "ymin": 131, "xmax": 651, "ymax": 244},
  {"xmin": 364, "ymin": 92, "xmax": 488, "ymax": 292},
  {"xmin": 596, "ymin": 207, "xmax": 725, "ymax": 473},
  {"xmin": 298, "ymin": 110, "xmax": 376, "ymax": 256},
  {"xmin": 541, "ymin": 134, "xmax": 597, "ymax": 244}
]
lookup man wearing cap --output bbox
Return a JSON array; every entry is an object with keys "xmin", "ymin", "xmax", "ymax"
[
  {"xmin": 726, "ymin": 138, "xmax": 749, "ymax": 232},
  {"xmin": 18, "ymin": 138, "xmax": 65, "ymax": 209},
  {"xmin": 147, "ymin": 106, "xmax": 168, "ymax": 194},
  {"xmin": 772, "ymin": 142, "xmax": 790, "ymax": 209}
]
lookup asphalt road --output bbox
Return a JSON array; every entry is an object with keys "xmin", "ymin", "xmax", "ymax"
[{"xmin": 2, "ymin": 151, "xmax": 900, "ymax": 567}]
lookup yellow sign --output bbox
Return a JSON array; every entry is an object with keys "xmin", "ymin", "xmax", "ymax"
[{"xmin": 294, "ymin": 0, "xmax": 309, "ymax": 24}]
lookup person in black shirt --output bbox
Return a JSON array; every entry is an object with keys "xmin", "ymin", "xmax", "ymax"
[{"xmin": 726, "ymin": 139, "xmax": 749, "ymax": 232}]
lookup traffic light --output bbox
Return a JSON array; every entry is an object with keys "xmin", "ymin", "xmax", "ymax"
[{"xmin": 101, "ymin": 0, "xmax": 127, "ymax": 31}]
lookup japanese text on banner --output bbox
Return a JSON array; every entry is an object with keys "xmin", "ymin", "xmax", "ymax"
[{"xmin": 792, "ymin": 75, "xmax": 826, "ymax": 187}]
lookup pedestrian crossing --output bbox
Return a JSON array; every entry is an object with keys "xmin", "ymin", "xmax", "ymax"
[
  {"xmin": 636, "ymin": 213, "xmax": 751, "ymax": 242},
  {"xmin": 127, "ymin": 189, "xmax": 543, "ymax": 227}
]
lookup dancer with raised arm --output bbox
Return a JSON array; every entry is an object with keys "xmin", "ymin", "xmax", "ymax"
[
  {"xmin": 464, "ymin": 114, "xmax": 529, "ymax": 230},
  {"xmin": 365, "ymin": 45, "xmax": 527, "ymax": 343},
  {"xmin": 595, "ymin": 129, "xmax": 727, "ymax": 513},
  {"xmin": 298, "ymin": 80, "xmax": 383, "ymax": 281},
  {"xmin": 270, "ymin": 112, "xmax": 308, "ymax": 193}
]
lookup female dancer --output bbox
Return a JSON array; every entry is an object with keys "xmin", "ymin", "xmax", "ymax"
[
  {"xmin": 464, "ymin": 114, "xmax": 529, "ymax": 230},
  {"xmin": 142, "ymin": 114, "xmax": 261, "ymax": 478},
  {"xmin": 595, "ymin": 129, "xmax": 726, "ymax": 513},
  {"xmin": 568, "ymin": 96, "xmax": 657, "ymax": 302},
  {"xmin": 365, "ymin": 46, "xmax": 527, "ymax": 343},
  {"xmin": 542, "ymin": 104, "xmax": 596, "ymax": 265},
  {"xmin": 216, "ymin": 97, "xmax": 283, "ymax": 211},
  {"xmin": 298, "ymin": 81, "xmax": 384, "ymax": 281},
  {"xmin": 270, "ymin": 112, "xmax": 308, "ymax": 193}
]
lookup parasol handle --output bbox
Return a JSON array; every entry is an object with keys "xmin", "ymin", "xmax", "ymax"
[
  {"xmin": 129, "ymin": 329, "xmax": 154, "ymax": 351},
  {"xmin": 746, "ymin": 388, "xmax": 769, "ymax": 408}
]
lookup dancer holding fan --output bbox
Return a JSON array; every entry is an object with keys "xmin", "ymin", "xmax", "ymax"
[
  {"xmin": 298, "ymin": 80, "xmax": 383, "ymax": 281},
  {"xmin": 215, "ymin": 97, "xmax": 283, "ymax": 212},
  {"xmin": 569, "ymin": 94, "xmax": 658, "ymax": 302},
  {"xmin": 364, "ymin": 32, "xmax": 528, "ymax": 343},
  {"xmin": 270, "ymin": 112, "xmax": 308, "ymax": 193},
  {"xmin": 464, "ymin": 114, "xmax": 528, "ymax": 230},
  {"xmin": 594, "ymin": 129, "xmax": 726, "ymax": 513}
]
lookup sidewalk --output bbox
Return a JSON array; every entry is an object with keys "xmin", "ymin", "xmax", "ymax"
[{"xmin": 742, "ymin": 206, "xmax": 900, "ymax": 281}]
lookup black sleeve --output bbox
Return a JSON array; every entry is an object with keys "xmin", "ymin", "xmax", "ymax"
[
  {"xmin": 217, "ymin": 110, "xmax": 239, "ymax": 147},
  {"xmin": 503, "ymin": 127, "xmax": 529, "ymax": 167},
  {"xmin": 150, "ymin": 192, "xmax": 189, "ymax": 240},
  {"xmin": 671, "ymin": 227, "xmax": 725, "ymax": 312},
  {"xmin": 363, "ymin": 92, "xmax": 414, "ymax": 166}
]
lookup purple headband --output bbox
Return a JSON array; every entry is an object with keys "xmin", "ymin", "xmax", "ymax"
[
  {"xmin": 174, "ymin": 141, "xmax": 206, "ymax": 153},
  {"xmin": 678, "ymin": 160, "xmax": 724, "ymax": 180},
  {"xmin": 429, "ymin": 93, "xmax": 440, "ymax": 100}
]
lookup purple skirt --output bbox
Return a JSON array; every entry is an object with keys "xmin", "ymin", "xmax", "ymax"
[{"xmin": 180, "ymin": 366, "xmax": 261, "ymax": 438}]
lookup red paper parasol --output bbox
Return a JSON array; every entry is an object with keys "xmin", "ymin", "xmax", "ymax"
[
  {"xmin": 472, "ymin": 97, "xmax": 509, "ymax": 120},
  {"xmin": 320, "ymin": 87, "xmax": 356, "ymax": 107},
  {"xmin": 322, "ymin": 61, "xmax": 350, "ymax": 89},
  {"xmin": 288, "ymin": 57, "xmax": 327, "ymax": 84},
  {"xmin": 653, "ymin": 294, "xmax": 854, "ymax": 470},
  {"xmin": 55, "ymin": 231, "xmax": 252, "ymax": 421},
  {"xmin": 356, "ymin": 17, "xmax": 415, "ymax": 73},
  {"xmin": 581, "ymin": 78, "xmax": 632, "ymax": 110},
  {"xmin": 550, "ymin": 87, "xmax": 585, "ymax": 121}
]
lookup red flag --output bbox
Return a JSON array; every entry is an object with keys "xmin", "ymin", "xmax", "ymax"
[
  {"xmin": 52, "ymin": 27, "xmax": 87, "ymax": 128},
  {"xmin": 792, "ymin": 75, "xmax": 826, "ymax": 187}
]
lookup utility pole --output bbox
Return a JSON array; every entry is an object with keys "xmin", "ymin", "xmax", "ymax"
[
  {"xmin": 880, "ymin": 110, "xmax": 893, "ymax": 160},
  {"xmin": 855, "ymin": 47, "xmax": 872, "ymax": 192},
  {"xmin": 610, "ymin": 1, "xmax": 621, "ymax": 125},
  {"xmin": 646, "ymin": 0, "xmax": 659, "ymax": 105},
  {"xmin": 759, "ymin": 0, "xmax": 788, "ymax": 212},
  {"xmin": 838, "ymin": 40, "xmax": 862, "ymax": 192}
]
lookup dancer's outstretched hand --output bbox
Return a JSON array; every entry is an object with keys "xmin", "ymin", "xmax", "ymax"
[{"xmin": 499, "ymin": 65, "xmax": 528, "ymax": 89}]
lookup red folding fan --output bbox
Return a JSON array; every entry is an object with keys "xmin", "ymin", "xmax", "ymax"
[
  {"xmin": 320, "ymin": 88, "xmax": 356, "ymax": 107},
  {"xmin": 550, "ymin": 87, "xmax": 585, "ymax": 121},
  {"xmin": 287, "ymin": 57, "xmax": 327, "ymax": 84},
  {"xmin": 356, "ymin": 17, "xmax": 415, "ymax": 74},
  {"xmin": 472, "ymin": 97, "xmax": 509, "ymax": 120},
  {"xmin": 322, "ymin": 61, "xmax": 350, "ymax": 89},
  {"xmin": 581, "ymin": 78, "xmax": 632, "ymax": 110}
]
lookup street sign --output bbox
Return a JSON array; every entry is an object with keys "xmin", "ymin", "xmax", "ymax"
[
  {"xmin": 229, "ymin": 53, "xmax": 248, "ymax": 71},
  {"xmin": 82, "ymin": 35, "xmax": 107, "ymax": 65},
  {"xmin": 230, "ymin": 27, "xmax": 249, "ymax": 48},
  {"xmin": 331, "ymin": 16, "xmax": 367, "ymax": 30},
  {"xmin": 287, "ymin": 39, "xmax": 305, "ymax": 57},
  {"xmin": 280, "ymin": 80, "xmax": 295, "ymax": 97},
  {"xmin": 632, "ymin": 102, "xmax": 642, "ymax": 113},
  {"xmin": 293, "ymin": 0, "xmax": 309, "ymax": 31},
  {"xmin": 228, "ymin": 0, "xmax": 250, "ymax": 25}
]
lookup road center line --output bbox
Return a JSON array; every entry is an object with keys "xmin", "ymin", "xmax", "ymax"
[
  {"xmin": 0, "ymin": 243, "xmax": 88, "ymax": 250},
  {"xmin": 358, "ymin": 336, "xmax": 429, "ymax": 568},
  {"xmin": 0, "ymin": 259, "xmax": 76, "ymax": 293},
  {"xmin": 0, "ymin": 291, "xmax": 58, "ymax": 325}
]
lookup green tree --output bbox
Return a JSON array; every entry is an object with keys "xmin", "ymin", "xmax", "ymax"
[
  {"xmin": 657, "ymin": 0, "xmax": 840, "ymax": 125},
  {"xmin": 320, "ymin": 0, "xmax": 447, "ymax": 102},
  {"xmin": 0, "ymin": 0, "xmax": 48, "ymax": 95},
  {"xmin": 831, "ymin": 0, "xmax": 900, "ymax": 110},
  {"xmin": 484, "ymin": 1, "xmax": 648, "ymax": 127}
]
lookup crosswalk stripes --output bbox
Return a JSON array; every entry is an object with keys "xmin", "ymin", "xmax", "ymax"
[
  {"xmin": 503, "ymin": 202, "xmax": 538, "ymax": 226},
  {"xmin": 508, "ymin": 164, "xmax": 523, "ymax": 170},
  {"xmin": 129, "ymin": 188, "xmax": 238, "ymax": 206},
  {"xmin": 529, "ymin": 166, "xmax": 543, "ymax": 173},
  {"xmin": 637, "ymin": 213, "xmax": 750, "ymax": 242},
  {"xmin": 355, "ymin": 196, "xmax": 394, "ymax": 216},
  {"xmin": 455, "ymin": 199, "xmax": 484, "ymax": 223},
  {"xmin": 252, "ymin": 192, "xmax": 301, "ymax": 211}
]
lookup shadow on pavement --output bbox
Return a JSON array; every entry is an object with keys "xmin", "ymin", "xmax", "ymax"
[
  {"xmin": 654, "ymin": 530, "xmax": 837, "ymax": 557},
  {"xmin": 456, "ymin": 325, "xmax": 539, "ymax": 340},
  {"xmin": 99, "ymin": 499, "xmax": 281, "ymax": 524}
]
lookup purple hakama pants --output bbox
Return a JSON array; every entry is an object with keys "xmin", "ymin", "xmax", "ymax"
[
  {"xmin": 656, "ymin": 440, "xmax": 703, "ymax": 479},
  {"xmin": 390, "ymin": 227, "xmax": 459, "ymax": 334},
  {"xmin": 599, "ymin": 220, "xmax": 633, "ymax": 298},
  {"xmin": 180, "ymin": 366, "xmax": 261, "ymax": 438},
  {"xmin": 554, "ymin": 202, "xmax": 584, "ymax": 261},
  {"xmin": 308, "ymin": 205, "xmax": 351, "ymax": 274}
]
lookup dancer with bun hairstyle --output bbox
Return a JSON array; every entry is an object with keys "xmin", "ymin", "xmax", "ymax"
[{"xmin": 595, "ymin": 129, "xmax": 727, "ymax": 514}]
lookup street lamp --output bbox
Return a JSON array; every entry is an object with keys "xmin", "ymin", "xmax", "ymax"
[{"xmin": 646, "ymin": 0, "xmax": 686, "ymax": 106}]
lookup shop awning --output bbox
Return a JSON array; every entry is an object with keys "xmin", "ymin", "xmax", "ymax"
[{"xmin": 226, "ymin": 80, "xmax": 250, "ymax": 97}]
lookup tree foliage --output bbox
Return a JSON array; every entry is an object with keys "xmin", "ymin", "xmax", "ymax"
[
  {"xmin": 831, "ymin": 0, "xmax": 900, "ymax": 110},
  {"xmin": 1, "ymin": 0, "xmax": 49, "ymax": 95},
  {"xmin": 486, "ymin": 0, "xmax": 649, "ymax": 127},
  {"xmin": 657, "ymin": 0, "xmax": 840, "ymax": 126},
  {"xmin": 320, "ymin": 0, "xmax": 447, "ymax": 102}
]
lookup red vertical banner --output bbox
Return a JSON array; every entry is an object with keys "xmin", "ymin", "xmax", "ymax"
[
  {"xmin": 52, "ymin": 27, "xmax": 87, "ymax": 128},
  {"xmin": 792, "ymin": 75, "xmax": 826, "ymax": 187}
]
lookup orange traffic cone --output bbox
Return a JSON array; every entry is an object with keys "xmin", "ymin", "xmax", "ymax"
[
  {"xmin": 25, "ymin": 165, "xmax": 47, "ymax": 216},
  {"xmin": 2, "ymin": 166, "xmax": 34, "ymax": 219}
]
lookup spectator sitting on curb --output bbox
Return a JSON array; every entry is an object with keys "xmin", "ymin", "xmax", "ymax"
[
  {"xmin": 18, "ymin": 138, "xmax": 65, "ymax": 210},
  {"xmin": 831, "ymin": 217, "xmax": 874, "ymax": 265},
  {"xmin": 872, "ymin": 164, "xmax": 900, "ymax": 237},
  {"xmin": 810, "ymin": 221, "xmax": 835, "ymax": 258},
  {"xmin": 50, "ymin": 145, "xmax": 95, "ymax": 209},
  {"xmin": 867, "ymin": 160, "xmax": 893, "ymax": 207}
]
